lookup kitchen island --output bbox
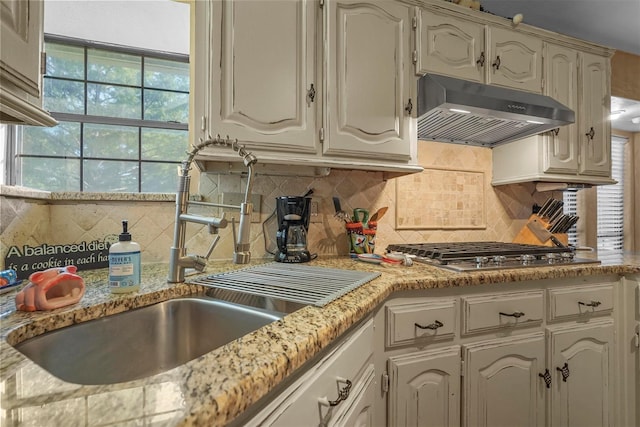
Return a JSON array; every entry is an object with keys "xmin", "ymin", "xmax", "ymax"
[{"xmin": 1, "ymin": 256, "xmax": 639, "ymax": 426}]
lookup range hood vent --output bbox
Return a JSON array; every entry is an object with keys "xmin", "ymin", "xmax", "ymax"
[{"xmin": 417, "ymin": 73, "xmax": 575, "ymax": 147}]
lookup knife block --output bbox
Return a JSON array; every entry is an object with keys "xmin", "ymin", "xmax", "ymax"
[{"xmin": 513, "ymin": 214, "xmax": 569, "ymax": 247}]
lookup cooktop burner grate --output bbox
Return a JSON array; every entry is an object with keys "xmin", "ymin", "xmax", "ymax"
[
  {"xmin": 385, "ymin": 241, "xmax": 600, "ymax": 272},
  {"xmin": 387, "ymin": 241, "xmax": 569, "ymax": 261}
]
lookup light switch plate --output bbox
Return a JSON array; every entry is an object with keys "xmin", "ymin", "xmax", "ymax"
[{"xmin": 221, "ymin": 192, "xmax": 262, "ymax": 223}]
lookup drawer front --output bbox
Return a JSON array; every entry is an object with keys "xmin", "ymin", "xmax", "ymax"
[
  {"xmin": 249, "ymin": 319, "xmax": 374, "ymax": 426},
  {"xmin": 462, "ymin": 290, "xmax": 544, "ymax": 335},
  {"xmin": 548, "ymin": 283, "xmax": 614, "ymax": 321},
  {"xmin": 386, "ymin": 299, "xmax": 457, "ymax": 348}
]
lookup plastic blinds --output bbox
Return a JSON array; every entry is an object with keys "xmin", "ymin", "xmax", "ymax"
[
  {"xmin": 597, "ymin": 136, "xmax": 626, "ymax": 259},
  {"xmin": 563, "ymin": 190, "xmax": 578, "ymax": 247}
]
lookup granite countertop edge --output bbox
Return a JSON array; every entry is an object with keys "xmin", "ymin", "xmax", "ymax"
[{"xmin": 1, "ymin": 259, "xmax": 638, "ymax": 426}]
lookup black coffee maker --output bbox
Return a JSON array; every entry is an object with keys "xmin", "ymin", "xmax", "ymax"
[{"xmin": 275, "ymin": 196, "xmax": 312, "ymax": 263}]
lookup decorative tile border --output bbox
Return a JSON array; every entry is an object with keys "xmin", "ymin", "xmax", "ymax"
[{"xmin": 395, "ymin": 167, "xmax": 486, "ymax": 229}]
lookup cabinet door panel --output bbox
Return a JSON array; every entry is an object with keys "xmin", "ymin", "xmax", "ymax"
[
  {"xmin": 548, "ymin": 321, "xmax": 614, "ymax": 427},
  {"xmin": 325, "ymin": 0, "xmax": 411, "ymax": 160},
  {"xmin": 416, "ymin": 11, "xmax": 484, "ymax": 82},
  {"xmin": 544, "ymin": 44, "xmax": 579, "ymax": 174},
  {"xmin": 579, "ymin": 53, "xmax": 611, "ymax": 176},
  {"xmin": 389, "ymin": 346, "xmax": 461, "ymax": 427},
  {"xmin": 488, "ymin": 27, "xmax": 542, "ymax": 93},
  {"xmin": 464, "ymin": 333, "xmax": 545, "ymax": 427},
  {"xmin": 208, "ymin": 0, "xmax": 317, "ymax": 152},
  {"xmin": 0, "ymin": 0, "xmax": 42, "ymax": 96}
]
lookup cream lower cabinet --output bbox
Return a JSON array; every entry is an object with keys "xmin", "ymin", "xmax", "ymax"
[
  {"xmin": 463, "ymin": 333, "xmax": 546, "ymax": 427},
  {"xmin": 388, "ymin": 346, "xmax": 461, "ymax": 427},
  {"xmin": 245, "ymin": 318, "xmax": 376, "ymax": 427},
  {"xmin": 548, "ymin": 321, "xmax": 614, "ymax": 427},
  {"xmin": 376, "ymin": 279, "xmax": 623, "ymax": 427}
]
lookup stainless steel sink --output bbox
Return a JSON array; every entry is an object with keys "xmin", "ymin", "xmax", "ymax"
[{"xmin": 13, "ymin": 296, "xmax": 283, "ymax": 385}]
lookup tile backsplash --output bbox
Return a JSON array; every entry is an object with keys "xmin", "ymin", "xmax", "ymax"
[{"xmin": 1, "ymin": 141, "xmax": 549, "ymax": 268}]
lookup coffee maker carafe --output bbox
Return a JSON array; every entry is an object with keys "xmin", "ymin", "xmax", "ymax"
[{"xmin": 275, "ymin": 196, "xmax": 312, "ymax": 263}]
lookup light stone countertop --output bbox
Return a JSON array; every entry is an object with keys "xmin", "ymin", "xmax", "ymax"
[{"xmin": 1, "ymin": 255, "xmax": 639, "ymax": 426}]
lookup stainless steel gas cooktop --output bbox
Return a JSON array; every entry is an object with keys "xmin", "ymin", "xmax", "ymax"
[{"xmin": 385, "ymin": 241, "xmax": 600, "ymax": 272}]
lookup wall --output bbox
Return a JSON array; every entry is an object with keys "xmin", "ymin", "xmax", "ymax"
[
  {"xmin": 44, "ymin": 0, "xmax": 189, "ymax": 54},
  {"xmin": 1, "ymin": 141, "xmax": 546, "ymax": 269}
]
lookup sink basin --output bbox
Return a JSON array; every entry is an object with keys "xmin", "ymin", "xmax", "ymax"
[{"xmin": 13, "ymin": 296, "xmax": 283, "ymax": 385}]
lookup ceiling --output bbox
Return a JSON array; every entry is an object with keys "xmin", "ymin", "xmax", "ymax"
[{"xmin": 481, "ymin": 0, "xmax": 640, "ymax": 133}]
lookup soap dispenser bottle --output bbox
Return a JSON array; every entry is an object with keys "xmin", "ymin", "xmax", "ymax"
[{"xmin": 109, "ymin": 220, "xmax": 141, "ymax": 293}]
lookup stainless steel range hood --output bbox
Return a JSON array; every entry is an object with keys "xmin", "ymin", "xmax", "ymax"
[{"xmin": 417, "ymin": 73, "xmax": 575, "ymax": 147}]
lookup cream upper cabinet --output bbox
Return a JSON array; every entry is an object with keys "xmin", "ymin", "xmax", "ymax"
[
  {"xmin": 492, "ymin": 46, "xmax": 613, "ymax": 186},
  {"xmin": 323, "ymin": 0, "xmax": 412, "ymax": 161},
  {"xmin": 0, "ymin": 0, "xmax": 56, "ymax": 126},
  {"xmin": 486, "ymin": 27, "xmax": 543, "ymax": 93},
  {"xmin": 543, "ymin": 43, "xmax": 579, "ymax": 174},
  {"xmin": 579, "ymin": 52, "xmax": 611, "ymax": 177},
  {"xmin": 193, "ymin": 0, "xmax": 421, "ymax": 175},
  {"xmin": 415, "ymin": 8, "xmax": 542, "ymax": 93},
  {"xmin": 415, "ymin": 10, "xmax": 484, "ymax": 82},
  {"xmin": 201, "ymin": 0, "xmax": 318, "ymax": 154}
]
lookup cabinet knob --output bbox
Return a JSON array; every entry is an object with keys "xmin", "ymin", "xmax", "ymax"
[
  {"xmin": 415, "ymin": 320, "xmax": 443, "ymax": 330},
  {"xmin": 585, "ymin": 127, "xmax": 595, "ymax": 140},
  {"xmin": 307, "ymin": 84, "xmax": 316, "ymax": 103},
  {"xmin": 476, "ymin": 52, "xmax": 485, "ymax": 67},
  {"xmin": 405, "ymin": 98, "xmax": 413, "ymax": 115},
  {"xmin": 492, "ymin": 55, "xmax": 501, "ymax": 70},
  {"xmin": 539, "ymin": 369, "xmax": 552, "ymax": 388},
  {"xmin": 556, "ymin": 362, "xmax": 570, "ymax": 382}
]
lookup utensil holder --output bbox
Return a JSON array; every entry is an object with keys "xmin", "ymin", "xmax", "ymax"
[{"xmin": 346, "ymin": 222, "xmax": 376, "ymax": 255}]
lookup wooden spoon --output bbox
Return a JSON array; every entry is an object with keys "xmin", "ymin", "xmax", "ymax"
[{"xmin": 369, "ymin": 206, "xmax": 388, "ymax": 223}]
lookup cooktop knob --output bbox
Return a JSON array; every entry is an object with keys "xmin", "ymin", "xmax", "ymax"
[
  {"xmin": 475, "ymin": 256, "xmax": 489, "ymax": 266},
  {"xmin": 521, "ymin": 254, "xmax": 536, "ymax": 265},
  {"xmin": 493, "ymin": 255, "xmax": 507, "ymax": 264}
]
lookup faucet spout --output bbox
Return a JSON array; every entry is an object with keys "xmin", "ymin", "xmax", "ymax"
[{"xmin": 167, "ymin": 135, "xmax": 257, "ymax": 283}]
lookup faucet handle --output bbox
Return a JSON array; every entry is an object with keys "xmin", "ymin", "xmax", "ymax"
[{"xmin": 204, "ymin": 235, "xmax": 220, "ymax": 260}]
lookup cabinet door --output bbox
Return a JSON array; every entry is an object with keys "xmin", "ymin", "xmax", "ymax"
[
  {"xmin": 324, "ymin": 0, "xmax": 412, "ymax": 161},
  {"xmin": 0, "ymin": 0, "xmax": 42, "ymax": 96},
  {"xmin": 487, "ymin": 27, "xmax": 542, "ymax": 93},
  {"xmin": 543, "ymin": 44, "xmax": 579, "ymax": 174},
  {"xmin": 548, "ymin": 320, "xmax": 614, "ymax": 427},
  {"xmin": 206, "ymin": 0, "xmax": 317, "ymax": 153},
  {"xmin": 416, "ymin": 10, "xmax": 484, "ymax": 82},
  {"xmin": 579, "ymin": 52, "xmax": 611, "ymax": 176},
  {"xmin": 388, "ymin": 345, "xmax": 461, "ymax": 427},
  {"xmin": 463, "ymin": 333, "xmax": 545, "ymax": 427}
]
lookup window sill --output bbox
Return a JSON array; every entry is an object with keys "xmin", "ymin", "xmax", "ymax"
[{"xmin": 0, "ymin": 185, "xmax": 175, "ymax": 203}]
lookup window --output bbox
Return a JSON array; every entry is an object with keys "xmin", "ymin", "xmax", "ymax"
[
  {"xmin": 12, "ymin": 36, "xmax": 189, "ymax": 193},
  {"xmin": 563, "ymin": 136, "xmax": 626, "ymax": 260},
  {"xmin": 597, "ymin": 136, "xmax": 626, "ymax": 260}
]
